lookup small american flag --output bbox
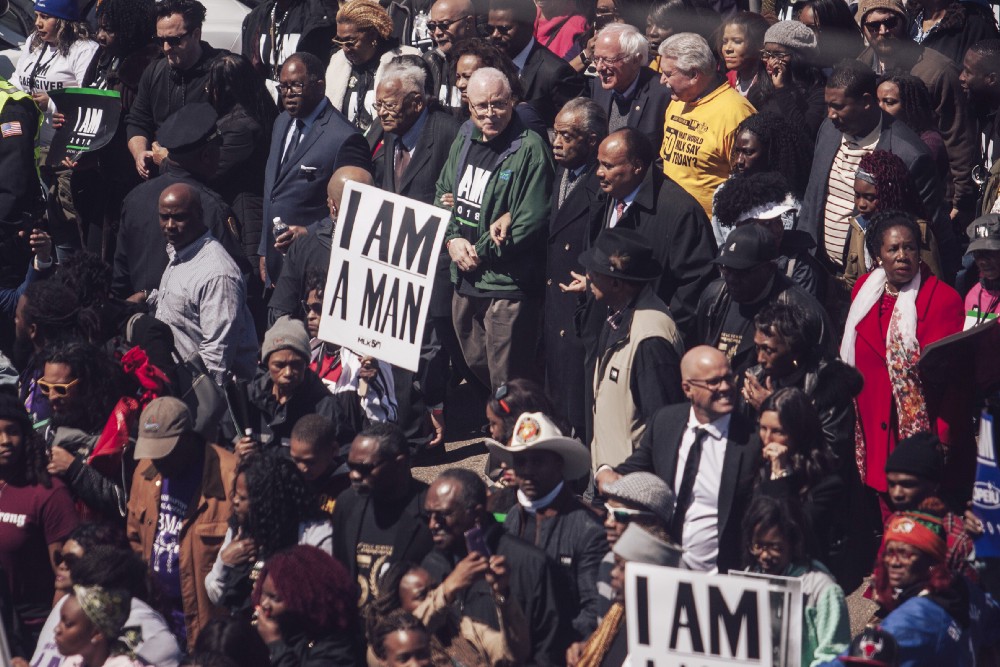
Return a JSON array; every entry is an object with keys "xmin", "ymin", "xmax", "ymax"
[{"xmin": 1, "ymin": 121, "xmax": 21, "ymax": 138}]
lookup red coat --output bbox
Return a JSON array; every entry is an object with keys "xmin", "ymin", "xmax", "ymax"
[{"xmin": 850, "ymin": 269, "xmax": 969, "ymax": 492}]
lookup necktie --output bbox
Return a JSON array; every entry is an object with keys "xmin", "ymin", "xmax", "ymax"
[
  {"xmin": 281, "ymin": 119, "xmax": 304, "ymax": 166},
  {"xmin": 671, "ymin": 427, "xmax": 708, "ymax": 544},
  {"xmin": 394, "ymin": 140, "xmax": 411, "ymax": 187},
  {"xmin": 610, "ymin": 199, "xmax": 626, "ymax": 228},
  {"xmin": 558, "ymin": 168, "xmax": 578, "ymax": 208}
]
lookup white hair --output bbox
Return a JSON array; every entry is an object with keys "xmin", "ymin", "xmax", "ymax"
[
  {"xmin": 379, "ymin": 61, "xmax": 426, "ymax": 97},
  {"xmin": 658, "ymin": 32, "xmax": 716, "ymax": 75},
  {"xmin": 467, "ymin": 67, "xmax": 512, "ymax": 98},
  {"xmin": 597, "ymin": 22, "xmax": 648, "ymax": 63}
]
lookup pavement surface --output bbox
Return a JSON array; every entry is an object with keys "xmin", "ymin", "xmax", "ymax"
[{"xmin": 411, "ymin": 380, "xmax": 879, "ymax": 636}]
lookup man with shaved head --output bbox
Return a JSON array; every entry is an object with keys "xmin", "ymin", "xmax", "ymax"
[
  {"xmin": 267, "ymin": 165, "xmax": 374, "ymax": 323},
  {"xmin": 595, "ymin": 345, "xmax": 760, "ymax": 572},
  {"xmin": 148, "ymin": 183, "xmax": 257, "ymax": 384},
  {"xmin": 423, "ymin": 0, "xmax": 477, "ymax": 109}
]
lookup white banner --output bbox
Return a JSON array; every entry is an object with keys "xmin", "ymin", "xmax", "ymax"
[
  {"xmin": 729, "ymin": 571, "xmax": 803, "ymax": 667},
  {"xmin": 319, "ymin": 182, "xmax": 450, "ymax": 372},
  {"xmin": 625, "ymin": 563, "xmax": 803, "ymax": 667}
]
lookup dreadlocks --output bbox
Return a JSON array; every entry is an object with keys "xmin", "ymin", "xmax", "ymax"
[
  {"xmin": 732, "ymin": 113, "xmax": 812, "ymax": 197},
  {"xmin": 877, "ymin": 74, "xmax": 937, "ymax": 135},
  {"xmin": 232, "ymin": 452, "xmax": 315, "ymax": 559},
  {"xmin": 96, "ymin": 0, "xmax": 156, "ymax": 56},
  {"xmin": 857, "ymin": 149, "xmax": 925, "ymax": 219}
]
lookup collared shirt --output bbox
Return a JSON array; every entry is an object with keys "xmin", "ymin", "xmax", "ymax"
[
  {"xmin": 674, "ymin": 408, "xmax": 731, "ymax": 572},
  {"xmin": 823, "ymin": 120, "xmax": 881, "ymax": 265},
  {"xmin": 609, "ymin": 185, "xmax": 640, "ymax": 228},
  {"xmin": 512, "ymin": 38, "xmax": 536, "ymax": 72},
  {"xmin": 149, "ymin": 231, "xmax": 257, "ymax": 384},
  {"xmin": 398, "ymin": 107, "xmax": 429, "ymax": 155},
  {"xmin": 282, "ymin": 97, "xmax": 329, "ymax": 157},
  {"xmin": 613, "ymin": 73, "xmax": 640, "ymax": 104}
]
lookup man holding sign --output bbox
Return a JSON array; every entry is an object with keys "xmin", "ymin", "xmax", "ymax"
[{"xmin": 437, "ymin": 67, "xmax": 554, "ymax": 392}]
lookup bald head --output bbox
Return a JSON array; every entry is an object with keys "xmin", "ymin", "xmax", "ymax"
[
  {"xmin": 680, "ymin": 346, "xmax": 735, "ymax": 423},
  {"xmin": 327, "ymin": 166, "xmax": 375, "ymax": 219},
  {"xmin": 429, "ymin": 0, "xmax": 476, "ymax": 54},
  {"xmin": 159, "ymin": 183, "xmax": 205, "ymax": 249}
]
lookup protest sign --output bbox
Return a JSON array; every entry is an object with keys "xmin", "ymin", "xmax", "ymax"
[
  {"xmin": 973, "ymin": 409, "xmax": 1000, "ymax": 558},
  {"xmin": 626, "ymin": 563, "xmax": 783, "ymax": 667},
  {"xmin": 46, "ymin": 88, "xmax": 122, "ymax": 166},
  {"xmin": 318, "ymin": 181, "xmax": 449, "ymax": 372},
  {"xmin": 729, "ymin": 571, "xmax": 803, "ymax": 667}
]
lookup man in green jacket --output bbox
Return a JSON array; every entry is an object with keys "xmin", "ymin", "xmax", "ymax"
[{"xmin": 436, "ymin": 67, "xmax": 554, "ymax": 391}]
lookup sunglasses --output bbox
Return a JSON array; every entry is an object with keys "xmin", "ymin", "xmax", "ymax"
[
  {"xmin": 54, "ymin": 551, "xmax": 79, "ymax": 568},
  {"xmin": 346, "ymin": 459, "xmax": 386, "ymax": 477},
  {"xmin": 487, "ymin": 24, "xmax": 514, "ymax": 35},
  {"xmin": 426, "ymin": 16, "xmax": 470, "ymax": 32},
  {"xmin": 863, "ymin": 15, "xmax": 900, "ymax": 33},
  {"xmin": 159, "ymin": 30, "xmax": 191, "ymax": 47},
  {"xmin": 301, "ymin": 300, "xmax": 323, "ymax": 316},
  {"xmin": 37, "ymin": 378, "xmax": 79, "ymax": 398},
  {"xmin": 604, "ymin": 503, "xmax": 655, "ymax": 523}
]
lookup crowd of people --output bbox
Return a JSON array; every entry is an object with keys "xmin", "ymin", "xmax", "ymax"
[{"xmin": 1, "ymin": 0, "xmax": 1000, "ymax": 663}]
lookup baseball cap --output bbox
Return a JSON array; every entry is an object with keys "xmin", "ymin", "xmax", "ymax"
[
  {"xmin": 713, "ymin": 224, "xmax": 778, "ymax": 270},
  {"xmin": 967, "ymin": 214, "xmax": 1000, "ymax": 253},
  {"xmin": 135, "ymin": 397, "xmax": 194, "ymax": 459},
  {"xmin": 841, "ymin": 627, "xmax": 899, "ymax": 667}
]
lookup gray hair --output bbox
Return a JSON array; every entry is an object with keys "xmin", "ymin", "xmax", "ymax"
[
  {"xmin": 658, "ymin": 32, "xmax": 715, "ymax": 75},
  {"xmin": 597, "ymin": 22, "xmax": 648, "ymax": 63},
  {"xmin": 467, "ymin": 67, "xmax": 512, "ymax": 98},
  {"xmin": 379, "ymin": 61, "xmax": 427, "ymax": 97},
  {"xmin": 559, "ymin": 98, "xmax": 608, "ymax": 141}
]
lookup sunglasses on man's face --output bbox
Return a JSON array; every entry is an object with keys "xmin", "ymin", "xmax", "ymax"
[
  {"xmin": 604, "ymin": 503, "xmax": 655, "ymax": 524},
  {"xmin": 487, "ymin": 23, "xmax": 514, "ymax": 35},
  {"xmin": 159, "ymin": 30, "xmax": 191, "ymax": 47},
  {"xmin": 863, "ymin": 15, "xmax": 900, "ymax": 33},
  {"xmin": 37, "ymin": 378, "xmax": 79, "ymax": 398}
]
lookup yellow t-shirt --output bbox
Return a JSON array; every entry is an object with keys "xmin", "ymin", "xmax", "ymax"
[{"xmin": 660, "ymin": 81, "xmax": 756, "ymax": 216}]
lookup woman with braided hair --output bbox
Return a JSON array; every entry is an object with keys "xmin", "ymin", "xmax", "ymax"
[
  {"xmin": 876, "ymin": 74, "xmax": 949, "ymax": 186},
  {"xmin": 729, "ymin": 112, "xmax": 812, "ymax": 197},
  {"xmin": 325, "ymin": 0, "xmax": 419, "ymax": 139},
  {"xmin": 843, "ymin": 149, "xmax": 943, "ymax": 288},
  {"xmin": 205, "ymin": 451, "xmax": 331, "ymax": 617}
]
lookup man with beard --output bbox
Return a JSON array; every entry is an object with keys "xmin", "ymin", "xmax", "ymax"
[
  {"xmin": 959, "ymin": 40, "xmax": 1000, "ymax": 214},
  {"xmin": 331, "ymin": 422, "xmax": 433, "ymax": 609},
  {"xmin": 595, "ymin": 346, "xmax": 761, "ymax": 573}
]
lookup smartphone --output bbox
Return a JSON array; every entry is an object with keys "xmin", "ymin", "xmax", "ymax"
[{"xmin": 464, "ymin": 526, "xmax": 491, "ymax": 558}]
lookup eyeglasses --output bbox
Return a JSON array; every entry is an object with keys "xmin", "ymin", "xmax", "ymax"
[
  {"xmin": 426, "ymin": 16, "xmax": 471, "ymax": 32},
  {"xmin": 276, "ymin": 81, "xmax": 307, "ymax": 95},
  {"xmin": 863, "ymin": 15, "xmax": 900, "ymax": 33},
  {"xmin": 37, "ymin": 378, "xmax": 79, "ymax": 398},
  {"xmin": 494, "ymin": 384, "xmax": 511, "ymax": 414},
  {"xmin": 593, "ymin": 54, "xmax": 629, "ymax": 66},
  {"xmin": 470, "ymin": 98, "xmax": 511, "ymax": 116},
  {"xmin": 686, "ymin": 374, "xmax": 734, "ymax": 390},
  {"xmin": 300, "ymin": 300, "xmax": 323, "ymax": 316},
  {"xmin": 159, "ymin": 30, "xmax": 191, "ymax": 47},
  {"xmin": 604, "ymin": 503, "xmax": 655, "ymax": 524},
  {"xmin": 374, "ymin": 93, "xmax": 418, "ymax": 114},
  {"xmin": 332, "ymin": 36, "xmax": 362, "ymax": 49},
  {"xmin": 487, "ymin": 24, "xmax": 514, "ymax": 35},
  {"xmin": 421, "ymin": 508, "xmax": 460, "ymax": 524},
  {"xmin": 346, "ymin": 458, "xmax": 386, "ymax": 477},
  {"xmin": 883, "ymin": 546, "xmax": 921, "ymax": 563},
  {"xmin": 750, "ymin": 541, "xmax": 785, "ymax": 556},
  {"xmin": 54, "ymin": 551, "xmax": 79, "ymax": 568},
  {"xmin": 760, "ymin": 49, "xmax": 792, "ymax": 62}
]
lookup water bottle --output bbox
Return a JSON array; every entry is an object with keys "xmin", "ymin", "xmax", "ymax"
[{"xmin": 272, "ymin": 216, "xmax": 289, "ymax": 238}]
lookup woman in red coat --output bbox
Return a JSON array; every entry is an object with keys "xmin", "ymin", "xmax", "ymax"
[{"xmin": 840, "ymin": 212, "xmax": 967, "ymax": 516}]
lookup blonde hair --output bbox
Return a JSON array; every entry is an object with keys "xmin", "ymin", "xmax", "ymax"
[{"xmin": 337, "ymin": 0, "xmax": 394, "ymax": 40}]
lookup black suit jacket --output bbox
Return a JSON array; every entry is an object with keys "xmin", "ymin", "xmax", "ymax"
[
  {"xmin": 545, "ymin": 163, "xmax": 602, "ymax": 438},
  {"xmin": 330, "ymin": 480, "xmax": 434, "ymax": 581},
  {"xmin": 615, "ymin": 403, "xmax": 760, "ymax": 573},
  {"xmin": 590, "ymin": 168, "xmax": 718, "ymax": 340},
  {"xmin": 588, "ymin": 68, "xmax": 672, "ymax": 149},
  {"xmin": 520, "ymin": 41, "xmax": 587, "ymax": 126}
]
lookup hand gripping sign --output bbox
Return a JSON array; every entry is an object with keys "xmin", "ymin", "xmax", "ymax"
[
  {"xmin": 318, "ymin": 181, "xmax": 450, "ymax": 373},
  {"xmin": 47, "ymin": 88, "xmax": 122, "ymax": 166}
]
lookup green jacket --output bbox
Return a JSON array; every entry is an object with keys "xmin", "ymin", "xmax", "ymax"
[{"xmin": 436, "ymin": 117, "xmax": 553, "ymax": 293}]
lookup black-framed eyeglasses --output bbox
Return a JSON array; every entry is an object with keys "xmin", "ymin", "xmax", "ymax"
[
  {"xmin": 54, "ymin": 551, "xmax": 79, "ymax": 568},
  {"xmin": 347, "ymin": 459, "xmax": 386, "ymax": 477},
  {"xmin": 426, "ymin": 16, "xmax": 471, "ymax": 32},
  {"xmin": 604, "ymin": 503, "xmax": 655, "ymax": 524},
  {"xmin": 863, "ymin": 15, "xmax": 900, "ymax": 33},
  {"xmin": 686, "ymin": 374, "xmax": 734, "ymax": 390},
  {"xmin": 276, "ymin": 81, "xmax": 307, "ymax": 95},
  {"xmin": 159, "ymin": 30, "xmax": 191, "ymax": 47},
  {"xmin": 750, "ymin": 541, "xmax": 785, "ymax": 556},
  {"xmin": 487, "ymin": 23, "xmax": 514, "ymax": 35},
  {"xmin": 301, "ymin": 300, "xmax": 323, "ymax": 316}
]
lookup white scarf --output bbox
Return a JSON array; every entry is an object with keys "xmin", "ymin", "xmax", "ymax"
[
  {"xmin": 840, "ymin": 267, "xmax": 921, "ymax": 366},
  {"xmin": 517, "ymin": 481, "xmax": 565, "ymax": 514}
]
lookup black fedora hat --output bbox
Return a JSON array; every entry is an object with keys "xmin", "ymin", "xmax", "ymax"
[{"xmin": 578, "ymin": 228, "xmax": 662, "ymax": 282}]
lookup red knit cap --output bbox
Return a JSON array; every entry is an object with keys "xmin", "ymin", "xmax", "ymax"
[{"xmin": 882, "ymin": 511, "xmax": 947, "ymax": 563}]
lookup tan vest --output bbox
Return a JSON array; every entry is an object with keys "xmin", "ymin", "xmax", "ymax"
[{"xmin": 591, "ymin": 287, "xmax": 684, "ymax": 472}]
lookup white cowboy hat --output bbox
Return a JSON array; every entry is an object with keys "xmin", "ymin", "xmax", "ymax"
[{"xmin": 485, "ymin": 412, "xmax": 592, "ymax": 480}]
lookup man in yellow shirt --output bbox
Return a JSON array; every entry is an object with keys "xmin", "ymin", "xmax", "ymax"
[{"xmin": 658, "ymin": 33, "xmax": 755, "ymax": 216}]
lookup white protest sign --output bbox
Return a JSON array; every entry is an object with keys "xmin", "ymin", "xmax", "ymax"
[
  {"xmin": 625, "ymin": 563, "xmax": 777, "ymax": 667},
  {"xmin": 318, "ymin": 182, "xmax": 450, "ymax": 372},
  {"xmin": 729, "ymin": 571, "xmax": 803, "ymax": 667}
]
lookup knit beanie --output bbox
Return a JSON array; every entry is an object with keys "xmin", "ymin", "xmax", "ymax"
[
  {"xmin": 261, "ymin": 316, "xmax": 311, "ymax": 363},
  {"xmin": 0, "ymin": 393, "xmax": 32, "ymax": 434},
  {"xmin": 763, "ymin": 21, "xmax": 817, "ymax": 52},
  {"xmin": 34, "ymin": 0, "xmax": 80, "ymax": 22},
  {"xmin": 882, "ymin": 510, "xmax": 946, "ymax": 562},
  {"xmin": 856, "ymin": 0, "xmax": 906, "ymax": 22},
  {"xmin": 605, "ymin": 472, "xmax": 675, "ymax": 526},
  {"xmin": 884, "ymin": 432, "xmax": 944, "ymax": 482}
]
